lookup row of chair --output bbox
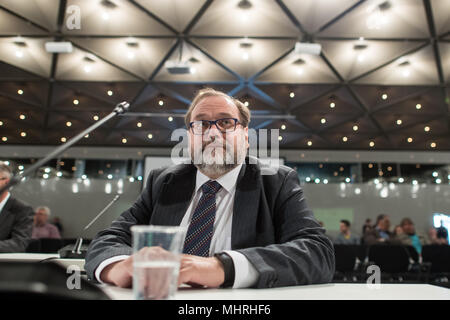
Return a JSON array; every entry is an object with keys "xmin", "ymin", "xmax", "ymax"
[
  {"xmin": 26, "ymin": 238, "xmax": 92, "ymax": 254},
  {"xmin": 333, "ymin": 244, "xmax": 450, "ymax": 285}
]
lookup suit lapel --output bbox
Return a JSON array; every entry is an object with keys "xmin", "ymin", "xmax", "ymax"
[
  {"xmin": 150, "ymin": 165, "xmax": 196, "ymax": 227},
  {"xmin": 231, "ymin": 162, "xmax": 261, "ymax": 249},
  {"xmin": 0, "ymin": 197, "xmax": 13, "ymax": 226}
]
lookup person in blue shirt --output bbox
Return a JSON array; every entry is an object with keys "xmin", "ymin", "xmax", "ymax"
[{"xmin": 396, "ymin": 218, "xmax": 429, "ymax": 254}]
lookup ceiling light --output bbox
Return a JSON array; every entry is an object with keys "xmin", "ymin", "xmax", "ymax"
[
  {"xmin": 15, "ymin": 50, "xmax": 23, "ymax": 58},
  {"xmin": 407, "ymin": 137, "xmax": 413, "ymax": 143},
  {"xmin": 19, "ymin": 114, "xmax": 26, "ymax": 120},
  {"xmin": 278, "ymin": 136, "xmax": 283, "ymax": 141},
  {"xmin": 402, "ymin": 70, "xmax": 410, "ymax": 77},
  {"xmin": 398, "ymin": 177, "xmax": 404, "ymax": 183},
  {"xmin": 430, "ymin": 142, "xmax": 436, "ymax": 148},
  {"xmin": 242, "ymin": 52, "xmax": 249, "ymax": 60},
  {"xmin": 17, "ymin": 89, "xmax": 23, "ymax": 95},
  {"xmin": 102, "ymin": 12, "xmax": 110, "ymax": 20},
  {"xmin": 330, "ymin": 102, "xmax": 335, "ymax": 108},
  {"xmin": 73, "ymin": 99, "xmax": 79, "ymax": 105},
  {"xmin": 137, "ymin": 122, "xmax": 142, "ymax": 128},
  {"xmin": 83, "ymin": 65, "xmax": 92, "ymax": 73},
  {"xmin": 289, "ymin": 92, "xmax": 295, "ymax": 98},
  {"xmin": 158, "ymin": 100, "xmax": 164, "ymax": 106},
  {"xmin": 320, "ymin": 118, "xmax": 326, "ymax": 124},
  {"xmin": 84, "ymin": 134, "xmax": 89, "ymax": 138},
  {"xmin": 382, "ymin": 93, "xmax": 388, "ymax": 100},
  {"xmin": 93, "ymin": 115, "xmax": 99, "ymax": 121},
  {"xmin": 353, "ymin": 125, "xmax": 358, "ymax": 131},
  {"xmin": 147, "ymin": 134, "xmax": 153, "ymax": 139},
  {"xmin": 342, "ymin": 136, "xmax": 348, "ymax": 142},
  {"xmin": 424, "ymin": 126, "xmax": 430, "ymax": 132},
  {"xmin": 368, "ymin": 163, "xmax": 373, "ymax": 168},
  {"xmin": 396, "ymin": 119, "xmax": 402, "ymax": 125},
  {"xmin": 1, "ymin": 137, "xmax": 7, "ymax": 142},
  {"xmin": 20, "ymin": 132, "xmax": 26, "ymax": 137},
  {"xmin": 432, "ymin": 171, "xmax": 438, "ymax": 177},
  {"xmin": 168, "ymin": 117, "xmax": 173, "ymax": 122},
  {"xmin": 369, "ymin": 141, "xmax": 375, "ymax": 147},
  {"xmin": 66, "ymin": 121, "xmax": 72, "ymax": 127},
  {"xmin": 0, "ymin": 121, "xmax": 3, "ymax": 126},
  {"xmin": 307, "ymin": 140, "xmax": 312, "ymax": 146},
  {"xmin": 61, "ymin": 137, "xmax": 66, "ymax": 142},
  {"xmin": 281, "ymin": 124, "xmax": 286, "ymax": 130},
  {"xmin": 107, "ymin": 90, "xmax": 113, "ymax": 96},
  {"xmin": 244, "ymin": 101, "xmax": 249, "ymax": 107},
  {"xmin": 127, "ymin": 52, "xmax": 135, "ymax": 60},
  {"xmin": 415, "ymin": 103, "xmax": 422, "ymax": 110},
  {"xmin": 122, "ymin": 138, "xmax": 127, "ymax": 144},
  {"xmin": 294, "ymin": 42, "xmax": 322, "ymax": 55},
  {"xmin": 436, "ymin": 178, "xmax": 442, "ymax": 184}
]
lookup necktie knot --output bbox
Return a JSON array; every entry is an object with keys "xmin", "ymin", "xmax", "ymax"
[{"xmin": 201, "ymin": 180, "xmax": 222, "ymax": 195}]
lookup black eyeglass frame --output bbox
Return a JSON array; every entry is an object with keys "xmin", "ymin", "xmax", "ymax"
[{"xmin": 189, "ymin": 118, "xmax": 241, "ymax": 135}]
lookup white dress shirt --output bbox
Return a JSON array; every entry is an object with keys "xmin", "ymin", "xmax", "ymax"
[
  {"xmin": 95, "ymin": 165, "xmax": 259, "ymax": 288},
  {"xmin": 0, "ymin": 193, "xmax": 10, "ymax": 215}
]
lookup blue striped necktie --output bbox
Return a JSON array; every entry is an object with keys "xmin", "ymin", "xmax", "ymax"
[{"xmin": 183, "ymin": 180, "xmax": 222, "ymax": 257}]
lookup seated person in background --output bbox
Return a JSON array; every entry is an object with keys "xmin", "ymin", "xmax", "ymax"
[
  {"xmin": 85, "ymin": 88, "xmax": 335, "ymax": 289},
  {"xmin": 396, "ymin": 218, "xmax": 429, "ymax": 254},
  {"xmin": 0, "ymin": 162, "xmax": 34, "ymax": 252},
  {"xmin": 32, "ymin": 206, "xmax": 61, "ymax": 239},
  {"xmin": 334, "ymin": 219, "xmax": 360, "ymax": 245},
  {"xmin": 428, "ymin": 227, "xmax": 448, "ymax": 244},
  {"xmin": 393, "ymin": 225, "xmax": 404, "ymax": 237},
  {"xmin": 436, "ymin": 222, "xmax": 449, "ymax": 245},
  {"xmin": 363, "ymin": 214, "xmax": 399, "ymax": 245}
]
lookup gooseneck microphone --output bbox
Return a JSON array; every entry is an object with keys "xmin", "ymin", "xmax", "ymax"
[
  {"xmin": 0, "ymin": 101, "xmax": 130, "ymax": 195},
  {"xmin": 59, "ymin": 194, "xmax": 121, "ymax": 259}
]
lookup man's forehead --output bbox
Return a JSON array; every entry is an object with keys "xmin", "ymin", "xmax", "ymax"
[{"xmin": 193, "ymin": 96, "xmax": 238, "ymax": 115}]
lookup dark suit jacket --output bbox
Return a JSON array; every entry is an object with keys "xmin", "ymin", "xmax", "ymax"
[
  {"xmin": 85, "ymin": 158, "xmax": 335, "ymax": 288},
  {"xmin": 0, "ymin": 196, "xmax": 34, "ymax": 252}
]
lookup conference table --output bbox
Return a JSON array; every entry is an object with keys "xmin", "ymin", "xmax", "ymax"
[{"xmin": 1, "ymin": 253, "xmax": 449, "ymax": 300}]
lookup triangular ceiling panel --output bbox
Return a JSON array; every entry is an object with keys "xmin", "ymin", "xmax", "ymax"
[
  {"xmin": 193, "ymin": 38, "xmax": 295, "ymax": 79},
  {"xmin": 55, "ymin": 46, "xmax": 138, "ymax": 81},
  {"xmin": 0, "ymin": 0, "xmax": 59, "ymax": 31},
  {"xmin": 354, "ymin": 45, "xmax": 439, "ymax": 85},
  {"xmin": 0, "ymin": 37, "xmax": 52, "ymax": 77},
  {"xmin": 318, "ymin": 0, "xmax": 430, "ymax": 38},
  {"xmin": 320, "ymin": 39, "xmax": 426, "ymax": 80},
  {"xmin": 69, "ymin": 38, "xmax": 176, "ymax": 79},
  {"xmin": 283, "ymin": 0, "xmax": 360, "ymax": 33},
  {"xmin": 153, "ymin": 42, "xmax": 237, "ymax": 82},
  {"xmin": 431, "ymin": 0, "xmax": 450, "ymax": 35},
  {"xmin": 134, "ymin": 0, "xmax": 206, "ymax": 32},
  {"xmin": 0, "ymin": 9, "xmax": 47, "ymax": 35},
  {"xmin": 255, "ymin": 51, "xmax": 339, "ymax": 83},
  {"xmin": 438, "ymin": 42, "xmax": 450, "ymax": 83},
  {"xmin": 190, "ymin": 0, "xmax": 299, "ymax": 37},
  {"xmin": 62, "ymin": 0, "xmax": 174, "ymax": 35}
]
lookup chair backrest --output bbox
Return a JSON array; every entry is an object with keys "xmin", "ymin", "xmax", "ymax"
[
  {"xmin": 334, "ymin": 244, "xmax": 358, "ymax": 272},
  {"xmin": 422, "ymin": 245, "xmax": 450, "ymax": 273},
  {"xmin": 25, "ymin": 239, "xmax": 41, "ymax": 253},
  {"xmin": 367, "ymin": 245, "xmax": 411, "ymax": 273},
  {"xmin": 39, "ymin": 238, "xmax": 64, "ymax": 253}
]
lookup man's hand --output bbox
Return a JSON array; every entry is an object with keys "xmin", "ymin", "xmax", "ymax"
[
  {"xmin": 178, "ymin": 254, "xmax": 225, "ymax": 288},
  {"xmin": 100, "ymin": 256, "xmax": 133, "ymax": 288}
]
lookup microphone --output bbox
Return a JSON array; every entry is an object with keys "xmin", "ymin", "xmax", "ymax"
[
  {"xmin": 58, "ymin": 194, "xmax": 121, "ymax": 259},
  {"xmin": 0, "ymin": 101, "xmax": 130, "ymax": 195}
]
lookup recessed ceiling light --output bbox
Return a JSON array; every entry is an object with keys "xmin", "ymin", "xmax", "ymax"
[
  {"xmin": 342, "ymin": 136, "xmax": 348, "ymax": 142},
  {"xmin": 244, "ymin": 101, "xmax": 249, "ymax": 107},
  {"xmin": 83, "ymin": 65, "xmax": 92, "ymax": 73},
  {"xmin": 430, "ymin": 142, "xmax": 436, "ymax": 148},
  {"xmin": 84, "ymin": 134, "xmax": 89, "ymax": 138},
  {"xmin": 17, "ymin": 89, "xmax": 23, "ymax": 95},
  {"xmin": 381, "ymin": 93, "xmax": 388, "ymax": 100},
  {"xmin": 15, "ymin": 50, "xmax": 24, "ymax": 58},
  {"xmin": 2, "ymin": 137, "xmax": 7, "ymax": 142},
  {"xmin": 122, "ymin": 138, "xmax": 127, "ymax": 144},
  {"xmin": 415, "ymin": 103, "xmax": 422, "ymax": 110},
  {"xmin": 330, "ymin": 102, "xmax": 335, "ymax": 108},
  {"xmin": 320, "ymin": 118, "xmax": 326, "ymax": 124},
  {"xmin": 168, "ymin": 116, "xmax": 173, "ymax": 122},
  {"xmin": 147, "ymin": 133, "xmax": 153, "ymax": 139},
  {"xmin": 369, "ymin": 141, "xmax": 375, "ymax": 147},
  {"xmin": 93, "ymin": 115, "xmax": 99, "ymax": 121},
  {"xmin": 158, "ymin": 100, "xmax": 164, "ymax": 106},
  {"xmin": 278, "ymin": 136, "xmax": 282, "ymax": 141},
  {"xmin": 289, "ymin": 92, "xmax": 295, "ymax": 98},
  {"xmin": 281, "ymin": 124, "xmax": 286, "ymax": 130},
  {"xmin": 0, "ymin": 121, "xmax": 3, "ymax": 126},
  {"xmin": 396, "ymin": 119, "xmax": 402, "ymax": 125},
  {"xmin": 137, "ymin": 122, "xmax": 142, "ymax": 128},
  {"xmin": 407, "ymin": 137, "xmax": 413, "ymax": 143},
  {"xmin": 307, "ymin": 140, "xmax": 312, "ymax": 146},
  {"xmin": 73, "ymin": 99, "xmax": 79, "ymax": 105},
  {"xmin": 107, "ymin": 90, "xmax": 113, "ymax": 96},
  {"xmin": 20, "ymin": 132, "xmax": 26, "ymax": 137},
  {"xmin": 61, "ymin": 137, "xmax": 66, "ymax": 142},
  {"xmin": 66, "ymin": 121, "xmax": 72, "ymax": 127},
  {"xmin": 353, "ymin": 125, "xmax": 358, "ymax": 131},
  {"xmin": 424, "ymin": 126, "xmax": 430, "ymax": 132},
  {"xmin": 19, "ymin": 114, "xmax": 26, "ymax": 120}
]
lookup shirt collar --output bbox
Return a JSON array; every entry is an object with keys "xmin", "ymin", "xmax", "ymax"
[
  {"xmin": 195, "ymin": 164, "xmax": 243, "ymax": 194},
  {"xmin": 0, "ymin": 192, "xmax": 11, "ymax": 213}
]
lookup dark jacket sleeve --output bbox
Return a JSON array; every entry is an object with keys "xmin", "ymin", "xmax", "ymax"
[
  {"xmin": 84, "ymin": 170, "xmax": 158, "ymax": 280},
  {"xmin": 0, "ymin": 200, "xmax": 34, "ymax": 253},
  {"xmin": 237, "ymin": 170, "xmax": 335, "ymax": 288}
]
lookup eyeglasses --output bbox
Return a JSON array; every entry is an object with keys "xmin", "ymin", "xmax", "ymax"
[{"xmin": 189, "ymin": 118, "xmax": 241, "ymax": 135}]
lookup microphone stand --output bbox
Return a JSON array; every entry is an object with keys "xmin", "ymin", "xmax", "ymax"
[{"xmin": 0, "ymin": 101, "xmax": 130, "ymax": 195}]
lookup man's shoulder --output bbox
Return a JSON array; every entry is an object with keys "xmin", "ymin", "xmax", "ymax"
[
  {"xmin": 246, "ymin": 156, "xmax": 296, "ymax": 179},
  {"xmin": 6, "ymin": 197, "xmax": 33, "ymax": 212}
]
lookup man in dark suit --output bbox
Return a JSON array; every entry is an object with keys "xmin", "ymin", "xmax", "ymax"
[
  {"xmin": 85, "ymin": 88, "xmax": 335, "ymax": 289},
  {"xmin": 0, "ymin": 162, "xmax": 34, "ymax": 252}
]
